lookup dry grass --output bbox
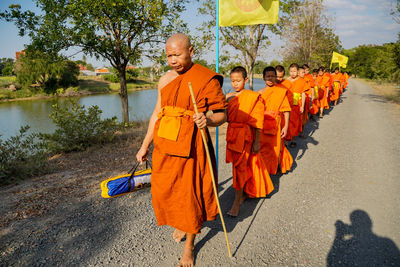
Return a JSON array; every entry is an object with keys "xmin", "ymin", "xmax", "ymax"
[{"xmin": 360, "ymin": 79, "xmax": 400, "ymax": 104}]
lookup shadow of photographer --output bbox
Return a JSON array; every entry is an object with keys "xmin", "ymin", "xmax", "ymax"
[{"xmin": 327, "ymin": 210, "xmax": 400, "ymax": 266}]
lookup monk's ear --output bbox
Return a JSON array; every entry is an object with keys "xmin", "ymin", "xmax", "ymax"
[
  {"xmin": 189, "ymin": 46, "xmax": 194, "ymax": 57},
  {"xmin": 244, "ymin": 77, "xmax": 249, "ymax": 83}
]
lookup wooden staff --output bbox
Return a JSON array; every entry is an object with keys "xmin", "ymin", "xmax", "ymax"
[{"xmin": 188, "ymin": 82, "xmax": 232, "ymax": 258}]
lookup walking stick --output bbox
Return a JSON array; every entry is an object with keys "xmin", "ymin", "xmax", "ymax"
[{"xmin": 188, "ymin": 82, "xmax": 232, "ymax": 258}]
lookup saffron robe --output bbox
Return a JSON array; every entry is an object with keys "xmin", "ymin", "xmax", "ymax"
[
  {"xmin": 226, "ymin": 90, "xmax": 274, "ymax": 198},
  {"xmin": 303, "ymin": 74, "xmax": 315, "ymax": 125},
  {"xmin": 152, "ymin": 64, "xmax": 227, "ymax": 234},
  {"xmin": 317, "ymin": 74, "xmax": 331, "ymax": 110},
  {"xmin": 285, "ymin": 78, "xmax": 306, "ymax": 140},
  {"xmin": 259, "ymin": 86, "xmax": 293, "ymax": 175},
  {"xmin": 330, "ymin": 73, "xmax": 343, "ymax": 101}
]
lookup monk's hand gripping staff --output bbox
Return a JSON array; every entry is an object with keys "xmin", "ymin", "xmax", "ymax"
[{"xmin": 188, "ymin": 82, "xmax": 232, "ymax": 258}]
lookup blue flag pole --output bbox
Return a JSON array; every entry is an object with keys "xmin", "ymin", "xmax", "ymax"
[{"xmin": 215, "ymin": 0, "xmax": 220, "ymax": 174}]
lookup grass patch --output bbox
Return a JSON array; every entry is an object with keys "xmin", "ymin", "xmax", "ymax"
[{"xmin": 361, "ymin": 79, "xmax": 400, "ymax": 104}]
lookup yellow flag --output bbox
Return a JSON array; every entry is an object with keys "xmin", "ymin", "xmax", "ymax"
[
  {"xmin": 331, "ymin": 51, "xmax": 348, "ymax": 67},
  {"xmin": 219, "ymin": 0, "xmax": 279, "ymax": 27}
]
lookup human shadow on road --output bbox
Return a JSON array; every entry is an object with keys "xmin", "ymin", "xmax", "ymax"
[
  {"xmin": 327, "ymin": 210, "xmax": 400, "ymax": 266},
  {"xmin": 195, "ymin": 179, "xmax": 262, "ymax": 257}
]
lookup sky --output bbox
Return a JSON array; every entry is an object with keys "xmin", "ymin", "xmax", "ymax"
[{"xmin": 0, "ymin": 0, "xmax": 399, "ymax": 68}]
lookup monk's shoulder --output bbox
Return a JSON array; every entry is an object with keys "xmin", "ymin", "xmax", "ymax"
[{"xmin": 158, "ymin": 70, "xmax": 178, "ymax": 90}]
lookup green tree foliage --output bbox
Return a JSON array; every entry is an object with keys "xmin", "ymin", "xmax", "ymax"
[
  {"xmin": 104, "ymin": 68, "xmax": 139, "ymax": 83},
  {"xmin": 14, "ymin": 51, "xmax": 79, "ymax": 93},
  {"xmin": 40, "ymin": 101, "xmax": 120, "ymax": 153},
  {"xmin": 280, "ymin": 0, "xmax": 342, "ymax": 68},
  {"xmin": 0, "ymin": 126, "xmax": 47, "ymax": 185},
  {"xmin": 343, "ymin": 42, "xmax": 400, "ymax": 83},
  {"xmin": 198, "ymin": 0, "xmax": 300, "ymax": 89},
  {"xmin": 1, "ymin": 0, "xmax": 188, "ymax": 123},
  {"xmin": 0, "ymin": 58, "xmax": 14, "ymax": 76}
]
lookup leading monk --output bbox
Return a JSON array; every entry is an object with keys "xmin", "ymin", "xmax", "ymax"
[{"xmin": 136, "ymin": 33, "xmax": 227, "ymax": 267}]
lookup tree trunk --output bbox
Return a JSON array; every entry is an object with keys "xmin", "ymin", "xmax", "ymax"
[
  {"xmin": 248, "ymin": 68, "xmax": 254, "ymax": 90},
  {"xmin": 118, "ymin": 68, "xmax": 129, "ymax": 123}
]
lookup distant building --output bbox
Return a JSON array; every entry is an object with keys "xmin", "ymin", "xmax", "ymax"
[
  {"xmin": 81, "ymin": 70, "xmax": 96, "ymax": 76},
  {"xmin": 79, "ymin": 64, "xmax": 88, "ymax": 71},
  {"xmin": 95, "ymin": 68, "xmax": 111, "ymax": 75},
  {"xmin": 15, "ymin": 50, "xmax": 25, "ymax": 60},
  {"xmin": 126, "ymin": 66, "xmax": 136, "ymax": 70}
]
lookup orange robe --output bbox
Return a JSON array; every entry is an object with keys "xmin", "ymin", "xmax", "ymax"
[
  {"xmin": 344, "ymin": 73, "xmax": 349, "ymax": 89},
  {"xmin": 152, "ymin": 64, "xmax": 227, "ymax": 234},
  {"xmin": 285, "ymin": 78, "xmax": 306, "ymax": 140},
  {"xmin": 330, "ymin": 73, "xmax": 342, "ymax": 101},
  {"xmin": 303, "ymin": 74, "xmax": 315, "ymax": 124},
  {"xmin": 226, "ymin": 90, "xmax": 274, "ymax": 198},
  {"xmin": 339, "ymin": 73, "xmax": 346, "ymax": 94},
  {"xmin": 259, "ymin": 85, "xmax": 293, "ymax": 175},
  {"xmin": 310, "ymin": 76, "xmax": 321, "ymax": 115},
  {"xmin": 317, "ymin": 74, "xmax": 330, "ymax": 110}
]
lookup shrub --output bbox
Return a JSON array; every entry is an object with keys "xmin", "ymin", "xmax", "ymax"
[
  {"xmin": 40, "ymin": 100, "xmax": 120, "ymax": 153},
  {"xmin": 0, "ymin": 126, "xmax": 47, "ymax": 185}
]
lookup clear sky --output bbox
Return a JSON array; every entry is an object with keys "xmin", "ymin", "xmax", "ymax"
[{"xmin": 0, "ymin": 0, "xmax": 399, "ymax": 67}]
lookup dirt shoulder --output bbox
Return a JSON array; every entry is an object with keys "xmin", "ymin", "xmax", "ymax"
[
  {"xmin": 0, "ymin": 126, "xmax": 147, "ymax": 230},
  {"xmin": 357, "ymin": 78, "xmax": 400, "ymax": 105}
]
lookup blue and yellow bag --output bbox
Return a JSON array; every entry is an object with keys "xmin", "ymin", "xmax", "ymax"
[{"xmin": 101, "ymin": 162, "xmax": 151, "ymax": 198}]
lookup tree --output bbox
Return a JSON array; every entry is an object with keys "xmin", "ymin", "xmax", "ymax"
[
  {"xmin": 0, "ymin": 58, "xmax": 14, "ymax": 76},
  {"xmin": 391, "ymin": 0, "xmax": 400, "ymax": 23},
  {"xmin": 1, "ymin": 0, "xmax": 187, "ymax": 123},
  {"xmin": 280, "ymin": 0, "xmax": 341, "ymax": 68},
  {"xmin": 14, "ymin": 50, "xmax": 79, "ymax": 93},
  {"xmin": 198, "ymin": 0, "xmax": 300, "ymax": 89}
]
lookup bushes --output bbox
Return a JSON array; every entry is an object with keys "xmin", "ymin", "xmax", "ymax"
[
  {"xmin": 0, "ymin": 126, "xmax": 47, "ymax": 185},
  {"xmin": 40, "ymin": 100, "xmax": 120, "ymax": 153},
  {"xmin": 1, "ymin": 101, "xmax": 121, "ymax": 185}
]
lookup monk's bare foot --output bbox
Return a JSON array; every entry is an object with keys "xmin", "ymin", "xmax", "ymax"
[
  {"xmin": 227, "ymin": 201, "xmax": 240, "ymax": 217},
  {"xmin": 240, "ymin": 193, "xmax": 248, "ymax": 204},
  {"xmin": 178, "ymin": 243, "xmax": 194, "ymax": 267},
  {"xmin": 173, "ymin": 229, "xmax": 186, "ymax": 243}
]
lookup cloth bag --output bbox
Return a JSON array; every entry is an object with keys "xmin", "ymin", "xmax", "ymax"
[{"xmin": 101, "ymin": 162, "xmax": 151, "ymax": 198}]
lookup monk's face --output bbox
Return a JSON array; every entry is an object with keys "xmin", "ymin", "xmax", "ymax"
[
  {"xmin": 276, "ymin": 71, "xmax": 285, "ymax": 82},
  {"xmin": 230, "ymin": 72, "xmax": 248, "ymax": 92},
  {"xmin": 304, "ymin": 68, "xmax": 310, "ymax": 74},
  {"xmin": 335, "ymin": 69, "xmax": 339, "ymax": 74},
  {"xmin": 299, "ymin": 69, "xmax": 305, "ymax": 78},
  {"xmin": 312, "ymin": 73, "xmax": 317, "ymax": 79},
  {"xmin": 318, "ymin": 70, "xmax": 324, "ymax": 76},
  {"xmin": 289, "ymin": 67, "xmax": 298, "ymax": 79},
  {"xmin": 166, "ymin": 41, "xmax": 193, "ymax": 74},
  {"xmin": 263, "ymin": 71, "xmax": 276, "ymax": 87}
]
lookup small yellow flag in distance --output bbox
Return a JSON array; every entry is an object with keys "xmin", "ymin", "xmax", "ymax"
[
  {"xmin": 219, "ymin": 0, "xmax": 280, "ymax": 27},
  {"xmin": 331, "ymin": 51, "xmax": 348, "ymax": 68}
]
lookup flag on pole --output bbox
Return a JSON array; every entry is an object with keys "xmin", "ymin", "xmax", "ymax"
[
  {"xmin": 219, "ymin": 0, "xmax": 279, "ymax": 27},
  {"xmin": 331, "ymin": 51, "xmax": 348, "ymax": 68}
]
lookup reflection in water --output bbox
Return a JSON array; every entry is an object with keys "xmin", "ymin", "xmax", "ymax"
[
  {"xmin": 327, "ymin": 210, "xmax": 400, "ymax": 266},
  {"xmin": 0, "ymin": 78, "xmax": 266, "ymax": 139}
]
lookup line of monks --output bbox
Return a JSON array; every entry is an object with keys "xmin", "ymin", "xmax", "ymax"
[
  {"xmin": 136, "ymin": 33, "xmax": 350, "ymax": 267},
  {"xmin": 226, "ymin": 64, "xmax": 350, "ymax": 217}
]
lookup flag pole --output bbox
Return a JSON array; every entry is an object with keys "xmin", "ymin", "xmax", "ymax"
[{"xmin": 215, "ymin": 0, "xmax": 220, "ymax": 173}]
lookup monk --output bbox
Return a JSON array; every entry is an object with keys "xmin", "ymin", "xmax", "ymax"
[
  {"xmin": 136, "ymin": 33, "xmax": 227, "ymax": 267},
  {"xmin": 317, "ymin": 67, "xmax": 331, "ymax": 118},
  {"xmin": 258, "ymin": 66, "xmax": 293, "ymax": 175},
  {"xmin": 330, "ymin": 67, "xmax": 342, "ymax": 106},
  {"xmin": 285, "ymin": 63, "xmax": 307, "ymax": 147},
  {"xmin": 299, "ymin": 65, "xmax": 314, "ymax": 131},
  {"xmin": 339, "ymin": 71, "xmax": 346, "ymax": 95},
  {"xmin": 276, "ymin": 65, "xmax": 293, "ymax": 91},
  {"xmin": 310, "ymin": 69, "xmax": 322, "ymax": 120},
  {"xmin": 225, "ymin": 66, "xmax": 273, "ymax": 217}
]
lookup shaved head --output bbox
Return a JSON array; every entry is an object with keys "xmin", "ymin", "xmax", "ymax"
[
  {"xmin": 166, "ymin": 33, "xmax": 191, "ymax": 49},
  {"xmin": 165, "ymin": 33, "xmax": 193, "ymax": 74}
]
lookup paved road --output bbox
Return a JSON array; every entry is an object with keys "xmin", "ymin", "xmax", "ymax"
[{"xmin": 1, "ymin": 79, "xmax": 400, "ymax": 266}]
